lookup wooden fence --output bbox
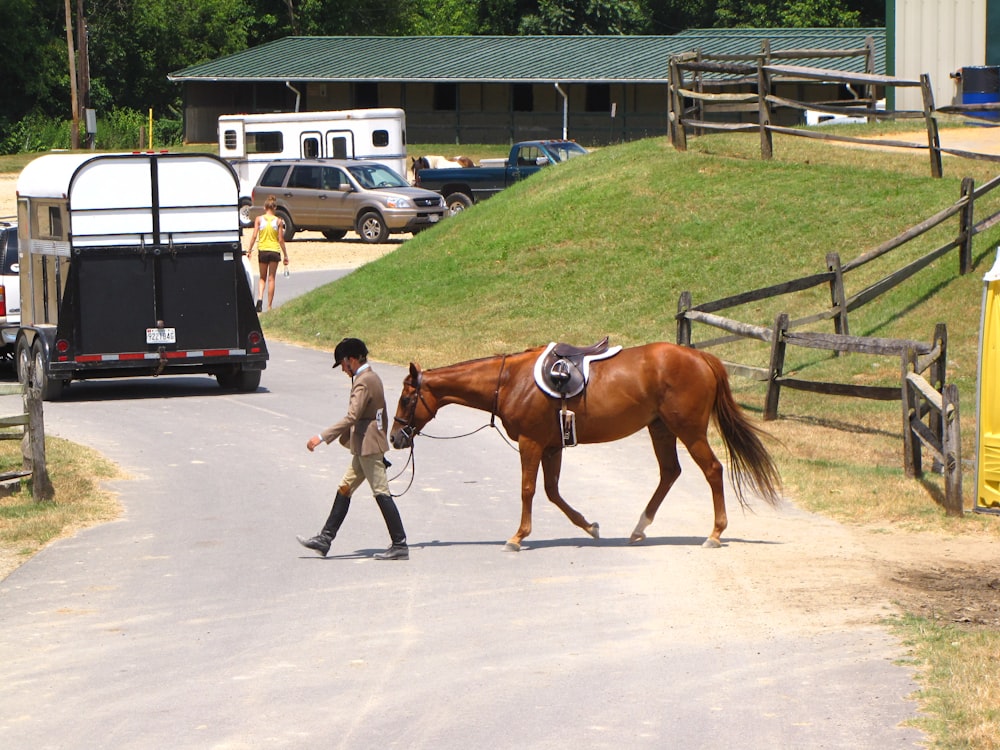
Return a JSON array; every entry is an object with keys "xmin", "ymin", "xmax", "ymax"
[
  {"xmin": 668, "ymin": 41, "xmax": 1000, "ymax": 176},
  {"xmin": 0, "ymin": 382, "xmax": 54, "ymax": 501},
  {"xmin": 674, "ymin": 169, "xmax": 1000, "ymax": 511}
]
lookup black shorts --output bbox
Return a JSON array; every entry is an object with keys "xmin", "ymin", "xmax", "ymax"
[{"xmin": 258, "ymin": 251, "xmax": 282, "ymax": 264}]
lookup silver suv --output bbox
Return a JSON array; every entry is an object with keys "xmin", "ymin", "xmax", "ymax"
[
  {"xmin": 0, "ymin": 221, "xmax": 19, "ymax": 362},
  {"xmin": 250, "ymin": 159, "xmax": 445, "ymax": 244}
]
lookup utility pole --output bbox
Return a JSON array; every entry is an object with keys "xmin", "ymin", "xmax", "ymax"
[
  {"xmin": 64, "ymin": 0, "xmax": 80, "ymax": 149},
  {"xmin": 76, "ymin": 0, "xmax": 91, "ymax": 149}
]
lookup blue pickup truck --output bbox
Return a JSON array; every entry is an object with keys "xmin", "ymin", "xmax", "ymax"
[{"xmin": 412, "ymin": 140, "xmax": 588, "ymax": 215}]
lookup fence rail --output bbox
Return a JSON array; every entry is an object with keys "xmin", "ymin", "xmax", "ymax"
[
  {"xmin": 673, "ymin": 169, "xmax": 1000, "ymax": 510},
  {"xmin": 667, "ymin": 40, "xmax": 1000, "ymax": 177}
]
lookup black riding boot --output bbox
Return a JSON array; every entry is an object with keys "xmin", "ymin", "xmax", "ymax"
[
  {"xmin": 297, "ymin": 492, "xmax": 351, "ymax": 557},
  {"xmin": 373, "ymin": 494, "xmax": 408, "ymax": 560}
]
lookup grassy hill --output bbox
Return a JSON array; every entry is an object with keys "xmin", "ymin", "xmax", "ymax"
[{"xmin": 266, "ymin": 129, "xmax": 1000, "ymax": 531}]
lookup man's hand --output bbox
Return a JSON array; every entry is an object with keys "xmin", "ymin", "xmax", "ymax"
[{"xmin": 307, "ymin": 435, "xmax": 323, "ymax": 452}]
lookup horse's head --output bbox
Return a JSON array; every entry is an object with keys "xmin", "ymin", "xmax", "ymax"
[{"xmin": 390, "ymin": 362, "xmax": 439, "ymax": 449}]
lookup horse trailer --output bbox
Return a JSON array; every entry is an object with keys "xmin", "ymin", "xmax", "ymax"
[
  {"xmin": 217, "ymin": 108, "xmax": 407, "ymax": 224},
  {"xmin": 15, "ymin": 151, "xmax": 267, "ymax": 400}
]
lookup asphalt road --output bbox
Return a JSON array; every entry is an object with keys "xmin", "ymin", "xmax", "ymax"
[{"xmin": 0, "ymin": 273, "xmax": 927, "ymax": 749}]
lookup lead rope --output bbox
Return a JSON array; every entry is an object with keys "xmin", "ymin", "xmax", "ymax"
[{"xmin": 389, "ymin": 355, "xmax": 516, "ymax": 499}]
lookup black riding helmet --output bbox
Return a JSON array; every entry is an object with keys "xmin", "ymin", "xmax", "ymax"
[{"xmin": 333, "ymin": 337, "xmax": 368, "ymax": 367}]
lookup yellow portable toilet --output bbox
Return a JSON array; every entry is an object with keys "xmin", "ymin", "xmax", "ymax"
[{"xmin": 976, "ymin": 250, "xmax": 1000, "ymax": 514}]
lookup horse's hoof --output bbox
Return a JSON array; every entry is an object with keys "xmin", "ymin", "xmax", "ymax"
[
  {"xmin": 629, "ymin": 531, "xmax": 646, "ymax": 544},
  {"xmin": 586, "ymin": 522, "xmax": 600, "ymax": 539},
  {"xmin": 702, "ymin": 537, "xmax": 722, "ymax": 549},
  {"xmin": 503, "ymin": 541, "xmax": 521, "ymax": 552}
]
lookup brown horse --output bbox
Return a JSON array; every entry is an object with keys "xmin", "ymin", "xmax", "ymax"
[{"xmin": 390, "ymin": 342, "xmax": 782, "ymax": 551}]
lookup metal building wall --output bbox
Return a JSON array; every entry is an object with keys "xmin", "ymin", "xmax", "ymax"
[{"xmin": 894, "ymin": 0, "xmax": 987, "ymax": 110}]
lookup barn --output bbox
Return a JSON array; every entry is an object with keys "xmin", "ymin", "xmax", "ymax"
[{"xmin": 168, "ymin": 29, "xmax": 887, "ymax": 147}]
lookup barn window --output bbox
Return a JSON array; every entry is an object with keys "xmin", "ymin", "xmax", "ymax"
[
  {"xmin": 585, "ymin": 84, "xmax": 612, "ymax": 113},
  {"xmin": 355, "ymin": 82, "xmax": 379, "ymax": 108},
  {"xmin": 512, "ymin": 84, "xmax": 534, "ymax": 112},
  {"xmin": 434, "ymin": 83, "xmax": 457, "ymax": 111}
]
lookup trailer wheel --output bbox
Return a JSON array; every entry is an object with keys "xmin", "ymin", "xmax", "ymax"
[
  {"xmin": 357, "ymin": 211, "xmax": 389, "ymax": 244},
  {"xmin": 444, "ymin": 192, "xmax": 473, "ymax": 216},
  {"xmin": 217, "ymin": 366, "xmax": 261, "ymax": 392},
  {"xmin": 276, "ymin": 208, "xmax": 296, "ymax": 242},
  {"xmin": 239, "ymin": 198, "xmax": 253, "ymax": 228},
  {"xmin": 15, "ymin": 338, "xmax": 31, "ymax": 387},
  {"xmin": 31, "ymin": 343, "xmax": 63, "ymax": 401},
  {"xmin": 322, "ymin": 229, "xmax": 347, "ymax": 241}
]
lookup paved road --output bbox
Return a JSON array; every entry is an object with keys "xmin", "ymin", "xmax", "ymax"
[{"xmin": 0, "ymin": 283, "xmax": 927, "ymax": 748}]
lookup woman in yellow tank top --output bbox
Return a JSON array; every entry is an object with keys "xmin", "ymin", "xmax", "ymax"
[{"xmin": 246, "ymin": 195, "xmax": 289, "ymax": 311}]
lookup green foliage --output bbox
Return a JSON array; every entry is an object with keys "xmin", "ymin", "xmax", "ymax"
[
  {"xmin": 519, "ymin": 0, "xmax": 651, "ymax": 34},
  {"xmin": 0, "ymin": 108, "xmax": 184, "ymax": 155},
  {"xmin": 0, "ymin": 112, "xmax": 70, "ymax": 155},
  {"xmin": 714, "ymin": 0, "xmax": 861, "ymax": 27}
]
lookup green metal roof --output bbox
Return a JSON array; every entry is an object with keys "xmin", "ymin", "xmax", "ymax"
[{"xmin": 168, "ymin": 30, "xmax": 886, "ymax": 85}]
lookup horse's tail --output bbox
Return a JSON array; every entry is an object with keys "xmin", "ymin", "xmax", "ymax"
[{"xmin": 701, "ymin": 351, "xmax": 782, "ymax": 509}]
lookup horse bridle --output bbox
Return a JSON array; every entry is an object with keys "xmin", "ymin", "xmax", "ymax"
[
  {"xmin": 393, "ymin": 355, "xmax": 509, "ymax": 443},
  {"xmin": 393, "ymin": 371, "xmax": 434, "ymax": 444}
]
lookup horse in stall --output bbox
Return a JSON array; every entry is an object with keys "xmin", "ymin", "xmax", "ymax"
[
  {"xmin": 390, "ymin": 341, "xmax": 782, "ymax": 551},
  {"xmin": 408, "ymin": 155, "xmax": 475, "ymax": 182}
]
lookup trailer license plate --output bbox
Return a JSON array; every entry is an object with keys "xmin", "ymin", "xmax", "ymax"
[{"xmin": 146, "ymin": 327, "xmax": 176, "ymax": 345}]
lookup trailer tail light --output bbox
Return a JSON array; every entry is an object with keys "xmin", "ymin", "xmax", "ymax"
[
  {"xmin": 0, "ymin": 285, "xmax": 5, "ymax": 316},
  {"xmin": 248, "ymin": 331, "xmax": 263, "ymax": 354},
  {"xmin": 56, "ymin": 339, "xmax": 70, "ymax": 361}
]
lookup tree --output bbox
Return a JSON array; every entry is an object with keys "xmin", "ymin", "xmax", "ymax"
[
  {"xmin": 713, "ymin": 0, "xmax": 861, "ymax": 28},
  {"xmin": 518, "ymin": 0, "xmax": 651, "ymax": 34},
  {"xmin": 0, "ymin": 0, "xmax": 74, "ymax": 124},
  {"xmin": 86, "ymin": 0, "xmax": 250, "ymax": 114}
]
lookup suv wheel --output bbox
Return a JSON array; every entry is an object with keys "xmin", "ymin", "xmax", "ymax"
[
  {"xmin": 357, "ymin": 211, "xmax": 388, "ymax": 244},
  {"xmin": 275, "ymin": 208, "xmax": 296, "ymax": 242},
  {"xmin": 322, "ymin": 229, "xmax": 347, "ymax": 241}
]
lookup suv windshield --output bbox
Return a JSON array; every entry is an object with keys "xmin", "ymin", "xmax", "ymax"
[
  {"xmin": 347, "ymin": 164, "xmax": 408, "ymax": 189},
  {"xmin": 546, "ymin": 142, "xmax": 588, "ymax": 163}
]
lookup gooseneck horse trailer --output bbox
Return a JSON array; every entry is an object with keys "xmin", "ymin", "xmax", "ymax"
[
  {"xmin": 217, "ymin": 108, "xmax": 407, "ymax": 224},
  {"xmin": 15, "ymin": 152, "xmax": 267, "ymax": 400}
]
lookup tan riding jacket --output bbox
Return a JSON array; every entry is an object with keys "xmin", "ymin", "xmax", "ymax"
[{"xmin": 320, "ymin": 365, "xmax": 390, "ymax": 457}]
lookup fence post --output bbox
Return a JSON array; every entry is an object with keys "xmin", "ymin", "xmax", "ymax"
[
  {"xmin": 901, "ymin": 347, "xmax": 921, "ymax": 478},
  {"xmin": 864, "ymin": 37, "xmax": 876, "ymax": 116},
  {"xmin": 669, "ymin": 57, "xmax": 687, "ymax": 151},
  {"xmin": 920, "ymin": 73, "xmax": 943, "ymax": 178},
  {"xmin": 677, "ymin": 291, "xmax": 692, "ymax": 347},
  {"xmin": 826, "ymin": 252, "xmax": 850, "ymax": 348},
  {"xmin": 21, "ymin": 382, "xmax": 54, "ymax": 501},
  {"xmin": 942, "ymin": 383, "xmax": 963, "ymax": 515},
  {"xmin": 930, "ymin": 323, "xmax": 948, "ymax": 467},
  {"xmin": 959, "ymin": 177, "xmax": 975, "ymax": 275},
  {"xmin": 757, "ymin": 52, "xmax": 773, "ymax": 161},
  {"xmin": 763, "ymin": 312, "xmax": 788, "ymax": 421}
]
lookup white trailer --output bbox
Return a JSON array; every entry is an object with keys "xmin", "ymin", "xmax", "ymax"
[
  {"xmin": 217, "ymin": 108, "xmax": 407, "ymax": 224},
  {"xmin": 16, "ymin": 152, "xmax": 267, "ymax": 399}
]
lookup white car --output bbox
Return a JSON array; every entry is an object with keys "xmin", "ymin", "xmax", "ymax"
[
  {"xmin": 804, "ymin": 99, "xmax": 886, "ymax": 126},
  {"xmin": 0, "ymin": 221, "xmax": 19, "ymax": 361}
]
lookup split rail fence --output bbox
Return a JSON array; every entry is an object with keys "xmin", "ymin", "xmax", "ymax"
[
  {"xmin": 668, "ymin": 40, "xmax": 1000, "ymax": 178},
  {"xmin": 0, "ymin": 380, "xmax": 54, "ymax": 501},
  {"xmin": 675, "ymin": 170, "xmax": 1000, "ymax": 514}
]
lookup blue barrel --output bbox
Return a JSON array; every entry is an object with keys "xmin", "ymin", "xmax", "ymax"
[{"xmin": 962, "ymin": 66, "xmax": 1000, "ymax": 121}]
